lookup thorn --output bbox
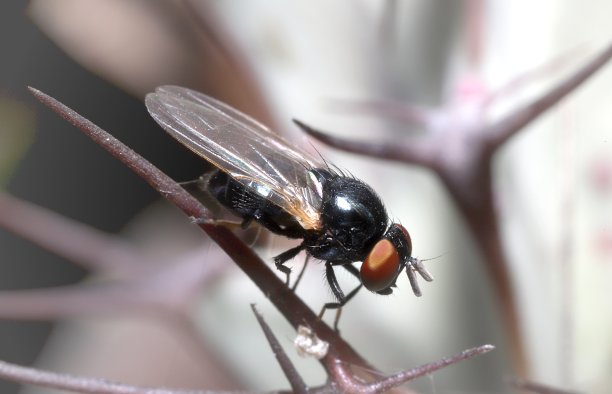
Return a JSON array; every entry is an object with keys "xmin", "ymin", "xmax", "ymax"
[{"xmin": 251, "ymin": 304, "xmax": 308, "ymax": 394}]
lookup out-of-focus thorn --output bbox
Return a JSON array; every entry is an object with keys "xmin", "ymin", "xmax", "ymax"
[
  {"xmin": 326, "ymin": 98, "xmax": 436, "ymax": 128},
  {"xmin": 0, "ymin": 282, "xmax": 154, "ymax": 321},
  {"xmin": 366, "ymin": 344, "xmax": 495, "ymax": 392},
  {"xmin": 0, "ymin": 358, "xmax": 228, "ymax": 394},
  {"xmin": 486, "ymin": 41, "xmax": 612, "ymax": 148},
  {"xmin": 0, "ymin": 192, "xmax": 140, "ymax": 272},
  {"xmin": 251, "ymin": 304, "xmax": 308, "ymax": 394},
  {"xmin": 510, "ymin": 378, "xmax": 583, "ymax": 394},
  {"xmin": 484, "ymin": 44, "xmax": 589, "ymax": 108},
  {"xmin": 293, "ymin": 119, "xmax": 436, "ymax": 167}
]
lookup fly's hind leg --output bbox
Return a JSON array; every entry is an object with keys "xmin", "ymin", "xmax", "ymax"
[{"xmin": 319, "ymin": 261, "xmax": 363, "ymax": 331}]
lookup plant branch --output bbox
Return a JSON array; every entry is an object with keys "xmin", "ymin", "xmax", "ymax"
[
  {"xmin": 0, "ymin": 192, "xmax": 139, "ymax": 272},
  {"xmin": 0, "ymin": 359, "xmax": 247, "ymax": 394},
  {"xmin": 28, "ymin": 87, "xmax": 374, "ymax": 373},
  {"xmin": 0, "ymin": 282, "xmax": 159, "ymax": 320}
]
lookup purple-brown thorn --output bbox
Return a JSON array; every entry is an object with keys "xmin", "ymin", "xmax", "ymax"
[
  {"xmin": 484, "ymin": 41, "xmax": 612, "ymax": 151},
  {"xmin": 0, "ymin": 192, "xmax": 140, "ymax": 273},
  {"xmin": 366, "ymin": 344, "xmax": 495, "ymax": 393},
  {"xmin": 322, "ymin": 344, "xmax": 494, "ymax": 393},
  {"xmin": 0, "ymin": 358, "xmax": 235, "ymax": 394},
  {"xmin": 325, "ymin": 98, "xmax": 436, "ymax": 127},
  {"xmin": 292, "ymin": 119, "xmax": 437, "ymax": 168},
  {"xmin": 250, "ymin": 305, "xmax": 308, "ymax": 394}
]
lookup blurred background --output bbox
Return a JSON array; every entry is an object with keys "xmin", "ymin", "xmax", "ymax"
[{"xmin": 1, "ymin": 1, "xmax": 611, "ymax": 393}]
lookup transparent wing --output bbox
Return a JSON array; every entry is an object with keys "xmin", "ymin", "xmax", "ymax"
[{"xmin": 145, "ymin": 85, "xmax": 324, "ymax": 229}]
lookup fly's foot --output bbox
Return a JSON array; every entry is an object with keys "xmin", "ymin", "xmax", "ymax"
[{"xmin": 273, "ymin": 259, "xmax": 292, "ymax": 286}]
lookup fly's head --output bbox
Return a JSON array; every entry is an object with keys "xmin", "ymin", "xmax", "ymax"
[{"xmin": 360, "ymin": 223, "xmax": 432, "ymax": 296}]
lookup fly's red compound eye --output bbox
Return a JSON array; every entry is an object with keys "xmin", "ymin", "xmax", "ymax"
[{"xmin": 360, "ymin": 239, "xmax": 400, "ymax": 292}]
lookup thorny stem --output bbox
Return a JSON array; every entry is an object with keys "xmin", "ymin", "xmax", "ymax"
[
  {"xmin": 0, "ymin": 359, "xmax": 245, "ymax": 394},
  {"xmin": 27, "ymin": 87, "xmax": 373, "ymax": 371},
  {"xmin": 253, "ymin": 303, "xmax": 493, "ymax": 394},
  {"xmin": 27, "ymin": 87, "xmax": 496, "ymax": 393}
]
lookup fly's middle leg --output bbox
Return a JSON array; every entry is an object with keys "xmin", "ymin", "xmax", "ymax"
[{"xmin": 319, "ymin": 261, "xmax": 363, "ymax": 331}]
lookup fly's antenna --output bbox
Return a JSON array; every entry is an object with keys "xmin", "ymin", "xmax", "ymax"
[{"xmin": 418, "ymin": 252, "xmax": 447, "ymax": 263}]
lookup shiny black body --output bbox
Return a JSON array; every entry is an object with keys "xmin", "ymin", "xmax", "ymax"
[{"xmin": 207, "ymin": 168, "xmax": 391, "ymax": 301}]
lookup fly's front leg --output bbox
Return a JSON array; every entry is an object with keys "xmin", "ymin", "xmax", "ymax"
[{"xmin": 319, "ymin": 261, "xmax": 363, "ymax": 331}]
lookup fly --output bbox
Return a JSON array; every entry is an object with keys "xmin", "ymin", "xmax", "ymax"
[{"xmin": 145, "ymin": 86, "xmax": 433, "ymax": 314}]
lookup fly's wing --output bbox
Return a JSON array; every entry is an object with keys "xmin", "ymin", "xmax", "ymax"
[{"xmin": 145, "ymin": 85, "xmax": 324, "ymax": 230}]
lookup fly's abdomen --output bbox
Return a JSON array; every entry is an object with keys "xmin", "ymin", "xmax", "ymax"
[{"xmin": 206, "ymin": 170, "xmax": 305, "ymax": 238}]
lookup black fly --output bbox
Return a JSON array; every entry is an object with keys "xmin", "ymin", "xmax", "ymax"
[{"xmin": 145, "ymin": 86, "xmax": 433, "ymax": 313}]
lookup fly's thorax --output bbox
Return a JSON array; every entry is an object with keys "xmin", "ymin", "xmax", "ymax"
[{"xmin": 306, "ymin": 169, "xmax": 389, "ymax": 262}]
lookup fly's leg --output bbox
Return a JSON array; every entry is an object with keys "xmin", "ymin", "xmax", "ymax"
[
  {"xmin": 273, "ymin": 243, "xmax": 305, "ymax": 285},
  {"xmin": 319, "ymin": 262, "xmax": 363, "ymax": 331},
  {"xmin": 291, "ymin": 254, "xmax": 310, "ymax": 291},
  {"xmin": 341, "ymin": 263, "xmax": 360, "ymax": 279}
]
